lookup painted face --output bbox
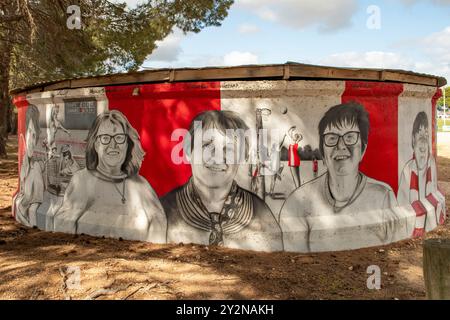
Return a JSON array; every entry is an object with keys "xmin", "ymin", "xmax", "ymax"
[
  {"xmin": 413, "ymin": 126, "xmax": 429, "ymax": 170},
  {"xmin": 190, "ymin": 128, "xmax": 241, "ymax": 189},
  {"xmin": 323, "ymin": 121, "xmax": 363, "ymax": 177},
  {"xmin": 25, "ymin": 120, "xmax": 37, "ymax": 158},
  {"xmin": 94, "ymin": 120, "xmax": 128, "ymax": 172}
]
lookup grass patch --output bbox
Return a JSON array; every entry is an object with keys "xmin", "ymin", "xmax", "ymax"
[{"xmin": 437, "ymin": 118, "xmax": 450, "ymax": 132}]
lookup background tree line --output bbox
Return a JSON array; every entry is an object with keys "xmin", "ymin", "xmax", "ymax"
[{"xmin": 437, "ymin": 86, "xmax": 449, "ymax": 111}]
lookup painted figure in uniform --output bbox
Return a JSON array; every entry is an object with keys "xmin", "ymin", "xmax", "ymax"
[
  {"xmin": 59, "ymin": 144, "xmax": 81, "ymax": 176},
  {"xmin": 287, "ymin": 126, "xmax": 302, "ymax": 188},
  {"xmin": 398, "ymin": 111, "xmax": 445, "ymax": 237},
  {"xmin": 46, "ymin": 105, "xmax": 70, "ymax": 158}
]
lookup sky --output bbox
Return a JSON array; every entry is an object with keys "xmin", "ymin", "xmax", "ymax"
[{"xmin": 122, "ymin": 0, "xmax": 450, "ymax": 85}]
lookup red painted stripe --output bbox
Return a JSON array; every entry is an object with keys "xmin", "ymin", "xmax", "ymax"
[
  {"xmin": 342, "ymin": 81, "xmax": 403, "ymax": 193},
  {"xmin": 426, "ymin": 166, "xmax": 432, "ymax": 184},
  {"xmin": 412, "ymin": 227, "xmax": 425, "ymax": 238},
  {"xmin": 431, "ymin": 89, "xmax": 442, "ymax": 159},
  {"xmin": 410, "ymin": 172, "xmax": 419, "ymax": 191},
  {"xmin": 439, "ymin": 210, "xmax": 445, "ymax": 225},
  {"xmin": 426, "ymin": 193, "xmax": 438, "ymax": 209},
  {"xmin": 11, "ymin": 95, "xmax": 29, "ymax": 218},
  {"xmin": 106, "ymin": 82, "xmax": 221, "ymax": 197},
  {"xmin": 288, "ymin": 144, "xmax": 300, "ymax": 167},
  {"xmin": 411, "ymin": 200, "xmax": 427, "ymax": 217}
]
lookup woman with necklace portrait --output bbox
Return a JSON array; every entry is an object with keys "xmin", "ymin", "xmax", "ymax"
[
  {"xmin": 279, "ymin": 102, "xmax": 402, "ymax": 252},
  {"xmin": 53, "ymin": 110, "xmax": 167, "ymax": 243}
]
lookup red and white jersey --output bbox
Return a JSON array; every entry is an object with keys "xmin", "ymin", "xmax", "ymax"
[
  {"xmin": 313, "ymin": 159, "xmax": 318, "ymax": 172},
  {"xmin": 288, "ymin": 143, "xmax": 301, "ymax": 167}
]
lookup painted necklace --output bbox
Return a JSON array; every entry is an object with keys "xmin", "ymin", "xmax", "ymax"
[
  {"xmin": 113, "ymin": 179, "xmax": 126, "ymax": 204},
  {"xmin": 96, "ymin": 166, "xmax": 127, "ymax": 204},
  {"xmin": 326, "ymin": 172, "xmax": 363, "ymax": 213}
]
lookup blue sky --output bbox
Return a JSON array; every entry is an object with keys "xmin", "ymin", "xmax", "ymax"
[{"xmin": 123, "ymin": 0, "xmax": 450, "ymax": 84}]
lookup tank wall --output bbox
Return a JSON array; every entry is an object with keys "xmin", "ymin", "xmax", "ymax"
[{"xmin": 12, "ymin": 80, "xmax": 446, "ymax": 252}]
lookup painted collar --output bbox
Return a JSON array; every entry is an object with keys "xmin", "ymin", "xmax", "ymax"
[
  {"xmin": 94, "ymin": 166, "xmax": 128, "ymax": 182},
  {"xmin": 323, "ymin": 172, "xmax": 367, "ymax": 213},
  {"xmin": 176, "ymin": 178, "xmax": 254, "ymax": 235}
]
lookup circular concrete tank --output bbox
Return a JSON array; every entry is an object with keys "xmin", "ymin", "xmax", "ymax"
[{"xmin": 10, "ymin": 63, "xmax": 447, "ymax": 252}]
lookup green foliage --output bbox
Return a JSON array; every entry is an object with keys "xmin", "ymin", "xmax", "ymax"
[
  {"xmin": 3, "ymin": 0, "xmax": 234, "ymax": 90},
  {"xmin": 0, "ymin": 0, "xmax": 233, "ymax": 156},
  {"xmin": 437, "ymin": 86, "xmax": 450, "ymax": 108}
]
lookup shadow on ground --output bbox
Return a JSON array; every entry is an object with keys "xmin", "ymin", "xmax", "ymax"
[{"xmin": 0, "ymin": 137, "xmax": 449, "ymax": 300}]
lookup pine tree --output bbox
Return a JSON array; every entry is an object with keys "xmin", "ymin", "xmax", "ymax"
[{"xmin": 0, "ymin": 0, "xmax": 233, "ymax": 157}]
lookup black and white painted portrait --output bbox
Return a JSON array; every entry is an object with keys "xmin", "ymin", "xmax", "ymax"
[
  {"xmin": 398, "ymin": 111, "xmax": 444, "ymax": 236},
  {"xmin": 45, "ymin": 105, "xmax": 70, "ymax": 158},
  {"xmin": 59, "ymin": 144, "xmax": 81, "ymax": 176},
  {"xmin": 160, "ymin": 110, "xmax": 283, "ymax": 251},
  {"xmin": 279, "ymin": 102, "xmax": 400, "ymax": 252},
  {"xmin": 53, "ymin": 110, "xmax": 167, "ymax": 243},
  {"xmin": 13, "ymin": 105, "xmax": 45, "ymax": 227}
]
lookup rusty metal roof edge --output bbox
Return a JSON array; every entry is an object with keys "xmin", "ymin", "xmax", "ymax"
[{"xmin": 10, "ymin": 62, "xmax": 447, "ymax": 95}]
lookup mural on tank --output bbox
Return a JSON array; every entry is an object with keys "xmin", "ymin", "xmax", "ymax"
[{"xmin": 12, "ymin": 80, "xmax": 446, "ymax": 253}]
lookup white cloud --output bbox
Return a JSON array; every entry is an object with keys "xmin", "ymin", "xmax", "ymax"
[
  {"xmin": 319, "ymin": 50, "xmax": 449, "ymax": 84},
  {"xmin": 143, "ymin": 50, "xmax": 259, "ymax": 69},
  {"xmin": 318, "ymin": 25, "xmax": 450, "ymax": 85},
  {"xmin": 320, "ymin": 51, "xmax": 416, "ymax": 70},
  {"xmin": 191, "ymin": 51, "xmax": 259, "ymax": 66},
  {"xmin": 111, "ymin": 0, "xmax": 143, "ymax": 9},
  {"xmin": 124, "ymin": 0, "xmax": 145, "ymax": 8},
  {"xmin": 398, "ymin": 0, "xmax": 450, "ymax": 6},
  {"xmin": 236, "ymin": 0, "xmax": 358, "ymax": 32},
  {"xmin": 420, "ymin": 27, "xmax": 450, "ymax": 84},
  {"xmin": 223, "ymin": 51, "xmax": 259, "ymax": 65},
  {"xmin": 422, "ymin": 26, "xmax": 450, "ymax": 62},
  {"xmin": 147, "ymin": 28, "xmax": 186, "ymax": 62},
  {"xmin": 238, "ymin": 23, "xmax": 261, "ymax": 34}
]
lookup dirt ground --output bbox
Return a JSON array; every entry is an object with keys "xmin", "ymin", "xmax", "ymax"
[{"xmin": 0, "ymin": 135, "xmax": 449, "ymax": 300}]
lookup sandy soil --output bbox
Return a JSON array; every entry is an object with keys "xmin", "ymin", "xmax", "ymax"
[{"xmin": 0, "ymin": 135, "xmax": 449, "ymax": 300}]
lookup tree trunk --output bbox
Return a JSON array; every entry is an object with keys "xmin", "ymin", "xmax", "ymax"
[
  {"xmin": 423, "ymin": 238, "xmax": 450, "ymax": 299},
  {"xmin": 0, "ymin": 44, "xmax": 12, "ymax": 158},
  {"xmin": 7, "ymin": 101, "xmax": 12, "ymax": 133},
  {"xmin": 9, "ymin": 103, "xmax": 17, "ymax": 135}
]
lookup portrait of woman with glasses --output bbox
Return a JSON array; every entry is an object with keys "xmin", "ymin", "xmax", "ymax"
[
  {"xmin": 279, "ymin": 102, "xmax": 402, "ymax": 252},
  {"xmin": 53, "ymin": 110, "xmax": 167, "ymax": 243}
]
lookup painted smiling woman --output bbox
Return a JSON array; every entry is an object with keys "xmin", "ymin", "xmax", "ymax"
[
  {"xmin": 160, "ymin": 110, "xmax": 283, "ymax": 252},
  {"xmin": 53, "ymin": 110, "xmax": 167, "ymax": 243},
  {"xmin": 280, "ymin": 102, "xmax": 402, "ymax": 252}
]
